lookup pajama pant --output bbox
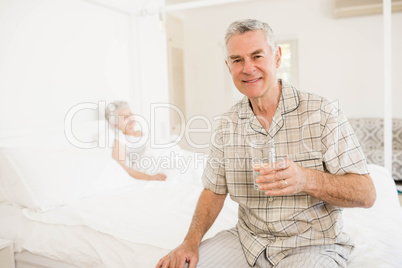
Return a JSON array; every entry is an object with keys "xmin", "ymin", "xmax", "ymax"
[{"xmin": 187, "ymin": 228, "xmax": 352, "ymax": 268}]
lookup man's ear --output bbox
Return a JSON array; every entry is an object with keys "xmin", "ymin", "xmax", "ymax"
[
  {"xmin": 275, "ymin": 46, "xmax": 282, "ymax": 68},
  {"xmin": 225, "ymin": 60, "xmax": 232, "ymax": 74}
]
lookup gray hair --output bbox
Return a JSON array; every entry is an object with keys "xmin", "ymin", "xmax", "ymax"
[
  {"xmin": 105, "ymin": 100, "xmax": 130, "ymax": 126},
  {"xmin": 224, "ymin": 19, "xmax": 277, "ymax": 58}
]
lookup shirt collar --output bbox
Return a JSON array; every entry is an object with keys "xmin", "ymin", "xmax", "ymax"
[
  {"xmin": 238, "ymin": 80, "xmax": 300, "ymax": 137},
  {"xmin": 238, "ymin": 80, "xmax": 300, "ymax": 120}
]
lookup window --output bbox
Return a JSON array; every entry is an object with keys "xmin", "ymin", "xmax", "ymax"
[{"xmin": 277, "ymin": 40, "xmax": 299, "ymax": 87}]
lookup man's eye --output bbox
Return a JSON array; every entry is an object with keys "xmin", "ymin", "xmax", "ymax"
[{"xmin": 232, "ymin": 59, "xmax": 241, "ymax": 63}]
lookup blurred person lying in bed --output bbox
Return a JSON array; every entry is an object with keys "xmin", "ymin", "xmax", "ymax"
[{"xmin": 105, "ymin": 101, "xmax": 167, "ymax": 181}]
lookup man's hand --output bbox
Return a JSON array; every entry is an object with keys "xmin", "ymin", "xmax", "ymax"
[
  {"xmin": 156, "ymin": 189, "xmax": 226, "ymax": 267},
  {"xmin": 156, "ymin": 240, "xmax": 199, "ymax": 268},
  {"xmin": 255, "ymin": 159, "xmax": 309, "ymax": 196},
  {"xmin": 255, "ymin": 159, "xmax": 376, "ymax": 208}
]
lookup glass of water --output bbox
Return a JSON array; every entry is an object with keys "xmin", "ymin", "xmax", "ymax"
[{"xmin": 250, "ymin": 139, "xmax": 275, "ymax": 191}]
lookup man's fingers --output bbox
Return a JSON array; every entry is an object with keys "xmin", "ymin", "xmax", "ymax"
[
  {"xmin": 260, "ymin": 178, "xmax": 296, "ymax": 196},
  {"xmin": 188, "ymin": 258, "xmax": 198, "ymax": 268},
  {"xmin": 265, "ymin": 185, "xmax": 295, "ymax": 196},
  {"xmin": 177, "ymin": 258, "xmax": 188, "ymax": 268},
  {"xmin": 169, "ymin": 255, "xmax": 177, "ymax": 268},
  {"xmin": 156, "ymin": 242, "xmax": 198, "ymax": 268},
  {"xmin": 155, "ymin": 257, "xmax": 167, "ymax": 268},
  {"xmin": 257, "ymin": 168, "xmax": 288, "ymax": 184},
  {"xmin": 156, "ymin": 252, "xmax": 194, "ymax": 268},
  {"xmin": 260, "ymin": 160, "xmax": 288, "ymax": 174}
]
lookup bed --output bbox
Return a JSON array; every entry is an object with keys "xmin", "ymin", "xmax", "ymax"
[{"xmin": 0, "ymin": 123, "xmax": 402, "ymax": 268}]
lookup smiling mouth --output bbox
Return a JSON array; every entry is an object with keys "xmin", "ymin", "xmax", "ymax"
[{"xmin": 243, "ymin": 78, "xmax": 261, "ymax": 83}]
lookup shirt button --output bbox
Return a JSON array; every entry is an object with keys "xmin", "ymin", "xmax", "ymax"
[{"xmin": 268, "ymin": 197, "xmax": 274, "ymax": 202}]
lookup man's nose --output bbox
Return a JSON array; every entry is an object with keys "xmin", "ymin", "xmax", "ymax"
[{"xmin": 242, "ymin": 59, "xmax": 255, "ymax": 74}]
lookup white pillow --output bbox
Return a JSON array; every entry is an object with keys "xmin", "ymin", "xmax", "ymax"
[
  {"xmin": 366, "ymin": 164, "xmax": 400, "ymax": 209},
  {"xmin": 0, "ymin": 146, "xmax": 134, "ymax": 211}
]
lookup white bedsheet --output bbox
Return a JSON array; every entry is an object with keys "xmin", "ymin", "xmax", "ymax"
[
  {"xmin": 0, "ymin": 204, "xmax": 171, "ymax": 267},
  {"xmin": 343, "ymin": 164, "xmax": 402, "ymax": 267},
  {"xmin": 1, "ymin": 164, "xmax": 402, "ymax": 268},
  {"xmin": 22, "ymin": 179, "xmax": 239, "ymax": 250}
]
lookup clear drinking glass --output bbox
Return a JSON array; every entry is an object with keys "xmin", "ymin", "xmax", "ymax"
[{"xmin": 250, "ymin": 139, "xmax": 275, "ymax": 191}]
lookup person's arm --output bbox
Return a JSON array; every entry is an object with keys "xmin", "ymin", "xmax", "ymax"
[
  {"xmin": 156, "ymin": 189, "xmax": 227, "ymax": 268},
  {"xmin": 112, "ymin": 140, "xmax": 166, "ymax": 181},
  {"xmin": 256, "ymin": 160, "xmax": 376, "ymax": 208}
]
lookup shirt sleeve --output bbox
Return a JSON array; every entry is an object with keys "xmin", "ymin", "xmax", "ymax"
[
  {"xmin": 320, "ymin": 101, "xmax": 369, "ymax": 175},
  {"xmin": 202, "ymin": 123, "xmax": 229, "ymax": 194}
]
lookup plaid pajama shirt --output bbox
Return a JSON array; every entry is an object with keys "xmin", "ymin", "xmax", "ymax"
[{"xmin": 202, "ymin": 80, "xmax": 369, "ymax": 266}]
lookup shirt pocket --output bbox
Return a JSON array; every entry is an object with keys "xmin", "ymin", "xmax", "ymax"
[
  {"xmin": 289, "ymin": 151, "xmax": 324, "ymax": 172},
  {"xmin": 284, "ymin": 151, "xmax": 324, "ymax": 211}
]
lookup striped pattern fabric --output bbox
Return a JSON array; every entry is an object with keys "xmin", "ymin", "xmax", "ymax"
[
  {"xmin": 194, "ymin": 227, "xmax": 350, "ymax": 268},
  {"xmin": 202, "ymin": 81, "xmax": 368, "ymax": 266}
]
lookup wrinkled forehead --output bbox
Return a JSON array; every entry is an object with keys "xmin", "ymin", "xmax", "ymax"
[{"xmin": 226, "ymin": 30, "xmax": 270, "ymax": 56}]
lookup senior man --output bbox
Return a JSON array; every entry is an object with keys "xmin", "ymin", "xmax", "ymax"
[{"xmin": 156, "ymin": 19, "xmax": 376, "ymax": 268}]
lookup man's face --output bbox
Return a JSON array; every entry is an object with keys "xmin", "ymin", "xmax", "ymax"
[{"xmin": 225, "ymin": 30, "xmax": 281, "ymax": 99}]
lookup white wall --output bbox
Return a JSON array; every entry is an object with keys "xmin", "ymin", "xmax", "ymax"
[
  {"xmin": 0, "ymin": 0, "xmax": 170, "ymax": 144},
  {"xmin": 1, "ymin": 0, "xmax": 399, "ymax": 148},
  {"xmin": 178, "ymin": 0, "xmax": 402, "ymax": 124},
  {"xmin": 0, "ymin": 0, "xmax": 131, "ymax": 131}
]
